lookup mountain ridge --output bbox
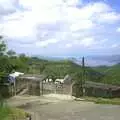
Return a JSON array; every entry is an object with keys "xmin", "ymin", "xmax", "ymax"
[{"xmin": 33, "ymin": 55, "xmax": 120, "ymax": 67}]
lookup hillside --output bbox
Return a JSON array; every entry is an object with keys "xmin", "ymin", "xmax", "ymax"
[
  {"xmin": 25, "ymin": 57, "xmax": 120, "ymax": 85},
  {"xmin": 102, "ymin": 64, "xmax": 120, "ymax": 85},
  {"xmin": 92, "ymin": 66, "xmax": 109, "ymax": 73},
  {"xmin": 93, "ymin": 64, "xmax": 120, "ymax": 85},
  {"xmin": 29, "ymin": 58, "xmax": 104, "ymax": 82}
]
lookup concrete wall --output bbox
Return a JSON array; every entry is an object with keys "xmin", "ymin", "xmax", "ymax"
[{"xmin": 12, "ymin": 77, "xmax": 73, "ymax": 96}]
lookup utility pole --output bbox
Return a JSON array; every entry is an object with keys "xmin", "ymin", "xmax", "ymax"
[{"xmin": 82, "ymin": 56, "xmax": 85, "ymax": 96}]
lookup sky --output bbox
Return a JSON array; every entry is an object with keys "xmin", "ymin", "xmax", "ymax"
[{"xmin": 0, "ymin": 0, "xmax": 120, "ymax": 56}]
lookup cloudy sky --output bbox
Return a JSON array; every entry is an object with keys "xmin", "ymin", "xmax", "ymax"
[{"xmin": 0, "ymin": 0, "xmax": 120, "ymax": 56}]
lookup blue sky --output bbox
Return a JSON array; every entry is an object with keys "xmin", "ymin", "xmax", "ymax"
[{"xmin": 0, "ymin": 0, "xmax": 120, "ymax": 56}]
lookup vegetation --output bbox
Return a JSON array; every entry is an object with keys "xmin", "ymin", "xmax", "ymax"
[
  {"xmin": 0, "ymin": 36, "xmax": 31, "ymax": 100},
  {"xmin": 1, "ymin": 35, "xmax": 120, "ymax": 119},
  {"xmin": 1, "ymin": 35, "xmax": 120, "ymax": 97},
  {"xmin": 0, "ymin": 36, "xmax": 30, "ymax": 79},
  {"xmin": 28, "ymin": 58, "xmax": 105, "ymax": 83},
  {"xmin": 75, "ymin": 97, "xmax": 120, "ymax": 105},
  {"xmin": 93, "ymin": 64, "xmax": 120, "ymax": 85},
  {"xmin": 1, "ymin": 34, "xmax": 120, "ymax": 88},
  {"xmin": 0, "ymin": 105, "xmax": 27, "ymax": 120}
]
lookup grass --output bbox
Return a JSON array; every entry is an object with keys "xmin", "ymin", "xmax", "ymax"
[
  {"xmin": 83, "ymin": 97, "xmax": 120, "ymax": 105},
  {"xmin": 75, "ymin": 97, "xmax": 120, "ymax": 105},
  {"xmin": 0, "ymin": 103, "xmax": 27, "ymax": 120}
]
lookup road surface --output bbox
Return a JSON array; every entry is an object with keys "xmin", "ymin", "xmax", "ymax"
[{"xmin": 8, "ymin": 94, "xmax": 120, "ymax": 120}]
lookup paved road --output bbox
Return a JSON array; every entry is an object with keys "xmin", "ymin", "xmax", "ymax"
[
  {"xmin": 8, "ymin": 95, "xmax": 120, "ymax": 120},
  {"xmin": 28, "ymin": 101, "xmax": 120, "ymax": 120}
]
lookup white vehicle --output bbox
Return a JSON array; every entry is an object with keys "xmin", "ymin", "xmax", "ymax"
[{"xmin": 55, "ymin": 79, "xmax": 64, "ymax": 84}]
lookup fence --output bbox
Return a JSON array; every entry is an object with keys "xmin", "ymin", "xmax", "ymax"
[
  {"xmin": 28, "ymin": 81, "xmax": 72, "ymax": 96},
  {"xmin": 42, "ymin": 82, "xmax": 72, "ymax": 95}
]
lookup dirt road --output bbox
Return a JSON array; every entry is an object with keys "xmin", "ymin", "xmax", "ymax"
[{"xmin": 8, "ymin": 94, "xmax": 120, "ymax": 120}]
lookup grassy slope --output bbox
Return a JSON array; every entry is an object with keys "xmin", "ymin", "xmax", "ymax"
[
  {"xmin": 0, "ymin": 106, "xmax": 26, "ymax": 120},
  {"xmin": 93, "ymin": 64, "xmax": 120, "ymax": 85},
  {"xmin": 81, "ymin": 97, "xmax": 120, "ymax": 105},
  {"xmin": 93, "ymin": 66, "xmax": 109, "ymax": 73},
  {"xmin": 29, "ymin": 58, "xmax": 104, "ymax": 82},
  {"xmin": 29, "ymin": 58, "xmax": 120, "ymax": 84}
]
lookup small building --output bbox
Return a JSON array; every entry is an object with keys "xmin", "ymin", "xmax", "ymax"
[
  {"xmin": 18, "ymin": 75, "xmax": 47, "ymax": 96},
  {"xmin": 8, "ymin": 72, "xmax": 24, "ymax": 85}
]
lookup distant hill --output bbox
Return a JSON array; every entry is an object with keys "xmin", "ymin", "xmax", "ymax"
[
  {"xmin": 92, "ymin": 65, "xmax": 109, "ymax": 73},
  {"xmin": 29, "ymin": 57, "xmax": 104, "ymax": 82},
  {"xmin": 88, "ymin": 55, "xmax": 120, "ymax": 63},
  {"xmin": 68, "ymin": 55, "xmax": 120, "ymax": 66},
  {"xmin": 93, "ymin": 63, "xmax": 120, "ymax": 85},
  {"xmin": 30, "ymin": 56, "xmax": 120, "ymax": 85},
  {"xmin": 33, "ymin": 55, "xmax": 68, "ymax": 61},
  {"xmin": 32, "ymin": 55, "xmax": 120, "ymax": 67}
]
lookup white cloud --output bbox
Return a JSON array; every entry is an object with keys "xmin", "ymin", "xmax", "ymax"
[
  {"xmin": 68, "ymin": 38, "xmax": 108, "ymax": 49},
  {"xmin": 80, "ymin": 38, "xmax": 95, "ymax": 47},
  {"xmin": 0, "ymin": 0, "xmax": 120, "ymax": 55},
  {"xmin": 111, "ymin": 44, "xmax": 119, "ymax": 48},
  {"xmin": 0, "ymin": 0, "xmax": 17, "ymax": 15},
  {"xmin": 66, "ymin": 2, "xmax": 111, "ymax": 21},
  {"xmin": 117, "ymin": 27, "xmax": 120, "ymax": 32},
  {"xmin": 35, "ymin": 39, "xmax": 59, "ymax": 47},
  {"xmin": 98, "ymin": 12, "xmax": 120, "ymax": 23},
  {"xmin": 70, "ymin": 20, "xmax": 94, "ymax": 31},
  {"xmin": 65, "ymin": 43, "xmax": 72, "ymax": 48},
  {"xmin": 2, "ymin": 19, "xmax": 35, "ymax": 38},
  {"xmin": 71, "ymin": 37, "xmax": 97, "ymax": 48}
]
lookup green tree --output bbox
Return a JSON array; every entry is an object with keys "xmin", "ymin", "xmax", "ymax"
[
  {"xmin": 0, "ymin": 36, "xmax": 11, "ymax": 74},
  {"xmin": 7, "ymin": 50, "xmax": 16, "ymax": 57},
  {"xmin": 0, "ymin": 36, "xmax": 6, "ymax": 56},
  {"xmin": 19, "ymin": 53, "xmax": 26, "ymax": 58}
]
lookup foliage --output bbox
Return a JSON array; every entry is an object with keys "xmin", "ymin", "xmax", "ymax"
[
  {"xmin": 0, "ymin": 56, "xmax": 13, "ymax": 74},
  {"xmin": 1, "ymin": 34, "xmax": 120, "ymax": 94},
  {"xmin": 29, "ymin": 58, "xmax": 104, "ymax": 83},
  {"xmin": 0, "ymin": 105, "xmax": 26, "ymax": 120},
  {"xmin": 0, "ymin": 36, "xmax": 30, "ymax": 94},
  {"xmin": 0, "ymin": 36, "xmax": 6, "ymax": 56},
  {"xmin": 93, "ymin": 64, "xmax": 120, "ymax": 85},
  {"xmin": 7, "ymin": 50, "xmax": 16, "ymax": 57},
  {"xmin": 77, "ymin": 97, "xmax": 120, "ymax": 105},
  {"xmin": 0, "ymin": 105, "xmax": 11, "ymax": 120},
  {"xmin": 9, "ymin": 56, "xmax": 30, "ymax": 73}
]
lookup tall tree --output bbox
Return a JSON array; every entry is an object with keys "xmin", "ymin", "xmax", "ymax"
[
  {"xmin": 7, "ymin": 50, "xmax": 16, "ymax": 57},
  {"xmin": 0, "ymin": 36, "xmax": 6, "ymax": 56}
]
